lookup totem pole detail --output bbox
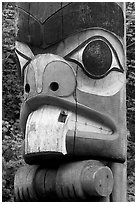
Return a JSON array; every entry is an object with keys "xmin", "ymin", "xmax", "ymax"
[{"xmin": 14, "ymin": 2, "xmax": 126, "ymax": 202}]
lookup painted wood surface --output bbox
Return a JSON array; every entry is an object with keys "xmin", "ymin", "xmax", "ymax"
[
  {"xmin": 15, "ymin": 2, "xmax": 126, "ymax": 202},
  {"xmin": 16, "ymin": 3, "xmax": 124, "ymax": 49},
  {"xmin": 111, "ymin": 162, "xmax": 127, "ymax": 201},
  {"xmin": 14, "ymin": 160, "xmax": 113, "ymax": 201},
  {"xmin": 25, "ymin": 105, "xmax": 75, "ymax": 155}
]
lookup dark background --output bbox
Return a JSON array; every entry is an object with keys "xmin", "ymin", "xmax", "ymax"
[{"xmin": 2, "ymin": 2, "xmax": 135, "ymax": 202}]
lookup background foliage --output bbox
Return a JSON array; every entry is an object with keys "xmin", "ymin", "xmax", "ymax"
[
  {"xmin": 126, "ymin": 2, "xmax": 135, "ymax": 202},
  {"xmin": 2, "ymin": 2, "xmax": 135, "ymax": 202}
]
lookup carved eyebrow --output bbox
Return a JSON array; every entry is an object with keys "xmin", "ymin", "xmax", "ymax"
[{"xmin": 64, "ymin": 35, "xmax": 124, "ymax": 73}]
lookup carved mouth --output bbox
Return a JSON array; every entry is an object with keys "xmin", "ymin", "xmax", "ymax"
[
  {"xmin": 58, "ymin": 110, "xmax": 113, "ymax": 135},
  {"xmin": 73, "ymin": 115, "xmax": 113, "ymax": 135},
  {"xmin": 21, "ymin": 95, "xmax": 116, "ymax": 137},
  {"xmin": 23, "ymin": 95, "xmax": 117, "ymax": 158}
]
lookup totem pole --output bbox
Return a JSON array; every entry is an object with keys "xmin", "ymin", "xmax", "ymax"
[{"xmin": 14, "ymin": 2, "xmax": 127, "ymax": 202}]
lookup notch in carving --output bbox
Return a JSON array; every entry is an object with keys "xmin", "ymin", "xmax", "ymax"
[{"xmin": 58, "ymin": 111, "xmax": 68, "ymax": 123}]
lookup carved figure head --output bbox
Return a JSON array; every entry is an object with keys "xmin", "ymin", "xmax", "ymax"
[{"xmin": 16, "ymin": 2, "xmax": 126, "ymax": 164}]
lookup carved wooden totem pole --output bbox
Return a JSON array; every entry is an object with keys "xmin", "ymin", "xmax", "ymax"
[{"xmin": 14, "ymin": 2, "xmax": 126, "ymax": 202}]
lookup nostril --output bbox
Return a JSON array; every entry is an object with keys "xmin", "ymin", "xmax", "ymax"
[
  {"xmin": 25, "ymin": 83, "xmax": 30, "ymax": 93},
  {"xmin": 50, "ymin": 82, "xmax": 59, "ymax": 91}
]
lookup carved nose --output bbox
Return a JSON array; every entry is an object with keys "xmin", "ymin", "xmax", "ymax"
[
  {"xmin": 43, "ymin": 55, "xmax": 76, "ymax": 97},
  {"xmin": 50, "ymin": 82, "xmax": 59, "ymax": 92}
]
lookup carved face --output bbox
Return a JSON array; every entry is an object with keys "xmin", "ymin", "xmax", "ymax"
[{"xmin": 16, "ymin": 2, "xmax": 126, "ymax": 164}]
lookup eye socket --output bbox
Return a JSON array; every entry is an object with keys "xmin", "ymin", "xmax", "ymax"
[
  {"xmin": 82, "ymin": 40, "xmax": 112, "ymax": 77},
  {"xmin": 64, "ymin": 36, "xmax": 124, "ymax": 79}
]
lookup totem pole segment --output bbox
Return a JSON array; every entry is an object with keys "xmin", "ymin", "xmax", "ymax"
[{"xmin": 14, "ymin": 2, "xmax": 126, "ymax": 202}]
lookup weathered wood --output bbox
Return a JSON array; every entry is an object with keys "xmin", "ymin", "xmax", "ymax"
[
  {"xmin": 111, "ymin": 162, "xmax": 127, "ymax": 201},
  {"xmin": 15, "ymin": 41, "xmax": 34, "ymax": 78},
  {"xmin": 56, "ymin": 160, "xmax": 113, "ymax": 200},
  {"xmin": 14, "ymin": 165, "xmax": 39, "ymax": 201},
  {"xmin": 16, "ymin": 3, "xmax": 124, "ymax": 49},
  {"xmin": 14, "ymin": 2, "xmax": 126, "ymax": 202},
  {"xmin": 25, "ymin": 105, "xmax": 74, "ymax": 155},
  {"xmin": 14, "ymin": 161, "xmax": 113, "ymax": 201}
]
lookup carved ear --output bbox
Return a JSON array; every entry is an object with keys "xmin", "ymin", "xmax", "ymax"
[{"xmin": 15, "ymin": 41, "xmax": 34, "ymax": 79}]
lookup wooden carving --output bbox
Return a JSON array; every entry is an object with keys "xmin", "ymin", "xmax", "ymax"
[{"xmin": 14, "ymin": 2, "xmax": 126, "ymax": 202}]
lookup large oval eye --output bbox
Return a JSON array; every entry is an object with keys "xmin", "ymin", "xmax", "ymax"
[
  {"xmin": 82, "ymin": 40, "xmax": 112, "ymax": 77},
  {"xmin": 64, "ymin": 36, "xmax": 124, "ymax": 79}
]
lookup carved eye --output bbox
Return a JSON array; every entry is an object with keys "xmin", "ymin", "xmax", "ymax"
[
  {"xmin": 64, "ymin": 37, "xmax": 124, "ymax": 79},
  {"xmin": 82, "ymin": 40, "xmax": 112, "ymax": 77}
]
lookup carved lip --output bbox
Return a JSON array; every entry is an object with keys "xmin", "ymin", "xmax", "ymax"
[
  {"xmin": 20, "ymin": 95, "xmax": 117, "ymax": 138},
  {"xmin": 72, "ymin": 115, "xmax": 113, "ymax": 135}
]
